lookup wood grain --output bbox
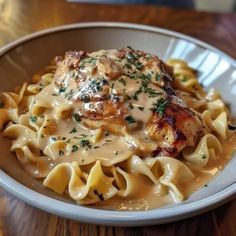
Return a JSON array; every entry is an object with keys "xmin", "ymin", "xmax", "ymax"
[{"xmin": 0, "ymin": 0, "xmax": 236, "ymax": 235}]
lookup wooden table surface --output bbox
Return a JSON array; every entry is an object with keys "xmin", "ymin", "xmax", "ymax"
[{"xmin": 0, "ymin": 0, "xmax": 236, "ymax": 235}]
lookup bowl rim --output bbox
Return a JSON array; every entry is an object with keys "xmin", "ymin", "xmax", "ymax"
[{"xmin": 0, "ymin": 22, "xmax": 235, "ymax": 226}]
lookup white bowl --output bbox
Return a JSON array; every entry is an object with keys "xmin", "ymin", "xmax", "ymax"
[{"xmin": 0, "ymin": 22, "xmax": 235, "ymax": 226}]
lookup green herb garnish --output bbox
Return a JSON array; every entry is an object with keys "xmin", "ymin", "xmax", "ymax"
[
  {"xmin": 125, "ymin": 63, "xmax": 132, "ymax": 69},
  {"xmin": 152, "ymin": 98, "xmax": 169, "ymax": 117},
  {"xmin": 155, "ymin": 74, "xmax": 162, "ymax": 81},
  {"xmin": 72, "ymin": 145, "xmax": 79, "ymax": 153},
  {"xmin": 79, "ymin": 139, "xmax": 91, "ymax": 148},
  {"xmin": 135, "ymin": 61, "xmax": 143, "ymax": 70},
  {"xmin": 69, "ymin": 127, "xmax": 77, "ymax": 134},
  {"xmin": 30, "ymin": 116, "xmax": 37, "ymax": 123},
  {"xmin": 132, "ymin": 89, "xmax": 142, "ymax": 101},
  {"xmin": 73, "ymin": 113, "xmax": 81, "ymax": 122},
  {"xmin": 128, "ymin": 103, "xmax": 134, "ymax": 110},
  {"xmin": 125, "ymin": 115, "xmax": 136, "ymax": 123},
  {"xmin": 59, "ymin": 87, "xmax": 66, "ymax": 93},
  {"xmin": 59, "ymin": 150, "xmax": 64, "ymax": 156},
  {"xmin": 118, "ymin": 78, "xmax": 126, "ymax": 86}
]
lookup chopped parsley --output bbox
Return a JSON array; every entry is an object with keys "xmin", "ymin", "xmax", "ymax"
[
  {"xmin": 88, "ymin": 79, "xmax": 104, "ymax": 93},
  {"xmin": 132, "ymin": 89, "xmax": 142, "ymax": 100},
  {"xmin": 126, "ymin": 52, "xmax": 139, "ymax": 63},
  {"xmin": 73, "ymin": 113, "xmax": 81, "ymax": 122},
  {"xmin": 80, "ymin": 57, "xmax": 97, "ymax": 67},
  {"xmin": 59, "ymin": 87, "xmax": 66, "ymax": 93},
  {"xmin": 72, "ymin": 145, "xmax": 79, "ymax": 153},
  {"xmin": 118, "ymin": 78, "xmax": 126, "ymax": 86},
  {"xmin": 124, "ymin": 63, "xmax": 132, "ymax": 69},
  {"xmin": 69, "ymin": 127, "xmax": 77, "ymax": 134},
  {"xmin": 135, "ymin": 61, "xmax": 143, "ymax": 70},
  {"xmin": 202, "ymin": 154, "xmax": 207, "ymax": 159},
  {"xmin": 125, "ymin": 115, "xmax": 136, "ymax": 123},
  {"xmin": 155, "ymin": 74, "xmax": 162, "ymax": 81},
  {"xmin": 138, "ymin": 106, "xmax": 144, "ymax": 111},
  {"xmin": 79, "ymin": 139, "xmax": 91, "ymax": 148},
  {"xmin": 93, "ymin": 189, "xmax": 104, "ymax": 201},
  {"xmin": 152, "ymin": 98, "xmax": 169, "ymax": 117},
  {"xmin": 128, "ymin": 103, "xmax": 134, "ymax": 110},
  {"xmin": 30, "ymin": 116, "xmax": 37, "ymax": 123},
  {"xmin": 105, "ymin": 131, "xmax": 110, "ymax": 137},
  {"xmin": 59, "ymin": 150, "xmax": 64, "ymax": 156},
  {"xmin": 145, "ymin": 53, "xmax": 152, "ymax": 60}
]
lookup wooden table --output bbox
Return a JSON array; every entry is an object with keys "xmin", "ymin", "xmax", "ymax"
[{"xmin": 0, "ymin": 0, "xmax": 236, "ymax": 235}]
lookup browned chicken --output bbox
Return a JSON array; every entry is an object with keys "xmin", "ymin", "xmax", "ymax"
[{"xmin": 53, "ymin": 47, "xmax": 204, "ymax": 157}]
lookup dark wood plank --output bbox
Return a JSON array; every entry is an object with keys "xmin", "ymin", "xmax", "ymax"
[
  {"xmin": 0, "ymin": 0, "xmax": 236, "ymax": 235},
  {"xmin": 1, "ymin": 0, "xmax": 236, "ymax": 58}
]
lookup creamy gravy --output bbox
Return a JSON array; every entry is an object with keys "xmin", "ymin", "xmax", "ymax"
[{"xmin": 95, "ymin": 134, "xmax": 236, "ymax": 210}]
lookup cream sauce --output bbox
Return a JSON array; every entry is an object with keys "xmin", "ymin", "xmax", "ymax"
[{"xmin": 96, "ymin": 134, "xmax": 236, "ymax": 210}]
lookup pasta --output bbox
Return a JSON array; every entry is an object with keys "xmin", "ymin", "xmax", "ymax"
[{"xmin": 1, "ymin": 48, "xmax": 235, "ymax": 210}]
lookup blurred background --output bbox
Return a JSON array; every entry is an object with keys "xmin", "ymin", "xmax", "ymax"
[
  {"xmin": 0, "ymin": 0, "xmax": 236, "ymax": 47},
  {"xmin": 67, "ymin": 0, "xmax": 236, "ymax": 12}
]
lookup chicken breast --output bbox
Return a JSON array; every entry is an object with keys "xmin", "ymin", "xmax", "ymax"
[{"xmin": 53, "ymin": 47, "xmax": 204, "ymax": 157}]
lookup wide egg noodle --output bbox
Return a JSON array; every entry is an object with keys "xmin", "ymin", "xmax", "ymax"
[
  {"xmin": 15, "ymin": 145, "xmax": 51, "ymax": 178},
  {"xmin": 202, "ymin": 110, "xmax": 228, "ymax": 139},
  {"xmin": 167, "ymin": 59, "xmax": 205, "ymax": 98},
  {"xmin": 183, "ymin": 134, "xmax": 222, "ymax": 167},
  {"xmin": 44, "ymin": 160, "xmax": 118, "ymax": 204},
  {"xmin": 153, "ymin": 156, "xmax": 195, "ymax": 202},
  {"xmin": 3, "ymin": 124, "xmax": 38, "ymax": 151}
]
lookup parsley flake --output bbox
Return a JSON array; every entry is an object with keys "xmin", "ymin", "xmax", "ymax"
[
  {"xmin": 138, "ymin": 106, "xmax": 144, "ymax": 111},
  {"xmin": 69, "ymin": 127, "xmax": 77, "ymax": 134},
  {"xmin": 155, "ymin": 74, "xmax": 162, "ymax": 81},
  {"xmin": 79, "ymin": 139, "xmax": 91, "ymax": 148},
  {"xmin": 128, "ymin": 103, "xmax": 134, "ymax": 110},
  {"xmin": 152, "ymin": 98, "xmax": 169, "ymax": 117},
  {"xmin": 72, "ymin": 145, "xmax": 79, "ymax": 153},
  {"xmin": 132, "ymin": 89, "xmax": 142, "ymax": 100},
  {"xmin": 30, "ymin": 116, "xmax": 37, "ymax": 123},
  {"xmin": 59, "ymin": 87, "xmax": 66, "ymax": 93},
  {"xmin": 59, "ymin": 150, "xmax": 64, "ymax": 156},
  {"xmin": 73, "ymin": 113, "xmax": 81, "ymax": 122},
  {"xmin": 125, "ymin": 63, "xmax": 132, "ymax": 69},
  {"xmin": 118, "ymin": 78, "xmax": 126, "ymax": 86},
  {"xmin": 125, "ymin": 116, "xmax": 136, "ymax": 123}
]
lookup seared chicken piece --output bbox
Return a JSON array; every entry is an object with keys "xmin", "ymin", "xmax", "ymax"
[
  {"xmin": 53, "ymin": 47, "xmax": 204, "ymax": 157},
  {"xmin": 146, "ymin": 96, "xmax": 203, "ymax": 157}
]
